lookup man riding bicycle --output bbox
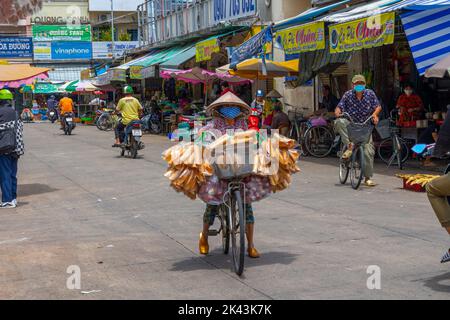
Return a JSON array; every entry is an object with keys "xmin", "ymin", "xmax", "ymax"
[
  {"xmin": 113, "ymin": 85, "xmax": 143, "ymax": 147},
  {"xmin": 334, "ymin": 74, "xmax": 382, "ymax": 187},
  {"xmin": 58, "ymin": 93, "xmax": 74, "ymax": 130}
]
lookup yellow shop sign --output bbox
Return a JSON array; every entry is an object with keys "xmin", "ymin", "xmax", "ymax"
[
  {"xmin": 276, "ymin": 21, "xmax": 325, "ymax": 54},
  {"xmin": 329, "ymin": 12, "xmax": 395, "ymax": 54},
  {"xmin": 196, "ymin": 38, "xmax": 220, "ymax": 62}
]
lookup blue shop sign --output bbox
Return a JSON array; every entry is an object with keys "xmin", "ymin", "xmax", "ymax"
[
  {"xmin": 213, "ymin": 0, "xmax": 256, "ymax": 24},
  {"xmin": 51, "ymin": 41, "xmax": 92, "ymax": 60},
  {"xmin": 0, "ymin": 37, "xmax": 33, "ymax": 58}
]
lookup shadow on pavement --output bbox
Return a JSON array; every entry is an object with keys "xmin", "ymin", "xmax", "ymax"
[
  {"xmin": 19, "ymin": 184, "xmax": 58, "ymax": 197},
  {"xmin": 423, "ymin": 272, "xmax": 450, "ymax": 293},
  {"xmin": 170, "ymin": 250, "xmax": 299, "ymax": 272}
]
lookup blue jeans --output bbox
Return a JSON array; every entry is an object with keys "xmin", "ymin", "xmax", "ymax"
[{"xmin": 0, "ymin": 155, "xmax": 18, "ymax": 203}]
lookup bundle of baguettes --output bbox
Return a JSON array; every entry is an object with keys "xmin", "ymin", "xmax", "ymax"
[
  {"xmin": 253, "ymin": 133, "xmax": 300, "ymax": 192},
  {"xmin": 162, "ymin": 142, "xmax": 213, "ymax": 200},
  {"xmin": 162, "ymin": 131, "xmax": 300, "ymax": 200}
]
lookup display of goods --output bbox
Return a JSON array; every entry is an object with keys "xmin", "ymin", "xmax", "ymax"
[
  {"xmin": 163, "ymin": 142, "xmax": 213, "ymax": 200},
  {"xmin": 396, "ymin": 173, "xmax": 440, "ymax": 192},
  {"xmin": 162, "ymin": 130, "xmax": 300, "ymax": 201}
]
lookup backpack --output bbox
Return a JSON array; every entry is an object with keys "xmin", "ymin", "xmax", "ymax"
[{"xmin": 0, "ymin": 113, "xmax": 18, "ymax": 154}]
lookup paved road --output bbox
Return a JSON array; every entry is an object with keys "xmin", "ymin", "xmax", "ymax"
[{"xmin": 0, "ymin": 122, "xmax": 448, "ymax": 299}]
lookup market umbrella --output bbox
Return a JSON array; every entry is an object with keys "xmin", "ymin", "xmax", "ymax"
[
  {"xmin": 160, "ymin": 67, "xmax": 252, "ymax": 106},
  {"xmin": 0, "ymin": 64, "xmax": 50, "ymax": 88},
  {"xmin": 217, "ymin": 58, "xmax": 299, "ymax": 80},
  {"xmin": 59, "ymin": 80, "xmax": 78, "ymax": 93},
  {"xmin": 75, "ymin": 80, "xmax": 99, "ymax": 92},
  {"xmin": 425, "ymin": 54, "xmax": 450, "ymax": 78}
]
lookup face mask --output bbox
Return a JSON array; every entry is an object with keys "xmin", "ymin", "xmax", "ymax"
[
  {"xmin": 219, "ymin": 106, "xmax": 241, "ymax": 119},
  {"xmin": 354, "ymin": 85, "xmax": 365, "ymax": 92},
  {"xmin": 405, "ymin": 89, "xmax": 413, "ymax": 96}
]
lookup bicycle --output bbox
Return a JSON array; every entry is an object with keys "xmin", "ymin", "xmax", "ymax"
[
  {"xmin": 210, "ymin": 159, "xmax": 254, "ymax": 276},
  {"xmin": 338, "ymin": 113, "xmax": 374, "ymax": 190},
  {"xmin": 287, "ymin": 109, "xmax": 309, "ymax": 156},
  {"xmin": 303, "ymin": 118, "xmax": 335, "ymax": 158},
  {"xmin": 376, "ymin": 110, "xmax": 409, "ymax": 170}
]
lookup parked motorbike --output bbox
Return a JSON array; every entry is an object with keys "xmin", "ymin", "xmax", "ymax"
[
  {"xmin": 62, "ymin": 112, "xmax": 76, "ymax": 135},
  {"xmin": 142, "ymin": 112, "xmax": 162, "ymax": 134},
  {"xmin": 48, "ymin": 109, "xmax": 58, "ymax": 123},
  {"xmin": 119, "ymin": 120, "xmax": 145, "ymax": 159},
  {"xmin": 21, "ymin": 108, "xmax": 33, "ymax": 123}
]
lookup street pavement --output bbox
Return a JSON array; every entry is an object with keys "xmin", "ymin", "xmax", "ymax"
[{"xmin": 0, "ymin": 122, "xmax": 449, "ymax": 299}]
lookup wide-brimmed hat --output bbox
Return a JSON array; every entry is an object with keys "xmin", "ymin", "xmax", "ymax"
[
  {"xmin": 266, "ymin": 89, "xmax": 282, "ymax": 98},
  {"xmin": 206, "ymin": 92, "xmax": 251, "ymax": 118}
]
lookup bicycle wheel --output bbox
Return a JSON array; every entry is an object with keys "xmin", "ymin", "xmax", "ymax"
[
  {"xmin": 96, "ymin": 114, "xmax": 110, "ymax": 131},
  {"xmin": 304, "ymin": 126, "xmax": 334, "ymax": 158},
  {"xmin": 377, "ymin": 138, "xmax": 409, "ymax": 166},
  {"xmin": 350, "ymin": 146, "xmax": 364, "ymax": 190},
  {"xmin": 228, "ymin": 190, "xmax": 245, "ymax": 276},
  {"xmin": 339, "ymin": 144, "xmax": 349, "ymax": 184},
  {"xmin": 219, "ymin": 204, "xmax": 230, "ymax": 254}
]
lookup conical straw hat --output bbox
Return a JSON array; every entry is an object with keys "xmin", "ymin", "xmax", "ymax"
[
  {"xmin": 266, "ymin": 89, "xmax": 282, "ymax": 98},
  {"xmin": 206, "ymin": 92, "xmax": 251, "ymax": 117}
]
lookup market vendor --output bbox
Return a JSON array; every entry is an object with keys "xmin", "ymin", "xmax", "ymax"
[
  {"xmin": 199, "ymin": 92, "xmax": 260, "ymax": 258},
  {"xmin": 396, "ymin": 83, "xmax": 424, "ymax": 122}
]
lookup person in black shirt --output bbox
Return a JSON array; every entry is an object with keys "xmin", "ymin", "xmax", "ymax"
[{"xmin": 320, "ymin": 85, "xmax": 339, "ymax": 113}]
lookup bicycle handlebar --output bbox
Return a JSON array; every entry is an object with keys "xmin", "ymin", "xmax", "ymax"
[{"xmin": 339, "ymin": 112, "xmax": 374, "ymax": 124}]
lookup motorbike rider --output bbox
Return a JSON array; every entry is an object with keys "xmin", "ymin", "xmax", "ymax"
[
  {"xmin": 47, "ymin": 95, "xmax": 58, "ymax": 113},
  {"xmin": 58, "ymin": 93, "xmax": 74, "ymax": 130},
  {"xmin": 113, "ymin": 85, "xmax": 143, "ymax": 147}
]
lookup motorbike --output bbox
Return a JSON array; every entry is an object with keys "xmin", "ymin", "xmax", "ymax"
[
  {"xmin": 48, "ymin": 109, "xmax": 58, "ymax": 123},
  {"xmin": 62, "ymin": 112, "xmax": 76, "ymax": 135},
  {"xmin": 119, "ymin": 120, "xmax": 145, "ymax": 159},
  {"xmin": 21, "ymin": 108, "xmax": 33, "ymax": 123},
  {"xmin": 176, "ymin": 111, "xmax": 211, "ymax": 142},
  {"xmin": 142, "ymin": 111, "xmax": 162, "ymax": 134}
]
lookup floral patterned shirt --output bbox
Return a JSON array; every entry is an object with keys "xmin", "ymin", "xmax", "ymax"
[{"xmin": 337, "ymin": 89, "xmax": 380, "ymax": 123}]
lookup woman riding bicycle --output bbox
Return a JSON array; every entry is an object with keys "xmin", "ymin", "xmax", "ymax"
[
  {"xmin": 198, "ymin": 92, "xmax": 260, "ymax": 258},
  {"xmin": 334, "ymin": 74, "xmax": 382, "ymax": 187}
]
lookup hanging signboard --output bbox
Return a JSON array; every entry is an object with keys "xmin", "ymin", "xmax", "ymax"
[
  {"xmin": 110, "ymin": 69, "xmax": 126, "ymax": 82},
  {"xmin": 32, "ymin": 25, "xmax": 92, "ymax": 41},
  {"xmin": 130, "ymin": 66, "xmax": 143, "ymax": 80},
  {"xmin": 275, "ymin": 22, "xmax": 325, "ymax": 55},
  {"xmin": 329, "ymin": 12, "xmax": 395, "ymax": 54},
  {"xmin": 196, "ymin": 38, "xmax": 220, "ymax": 62},
  {"xmin": 0, "ymin": 37, "xmax": 33, "ymax": 58}
]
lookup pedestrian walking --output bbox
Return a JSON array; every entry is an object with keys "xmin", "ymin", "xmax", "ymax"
[
  {"xmin": 334, "ymin": 74, "xmax": 382, "ymax": 187},
  {"xmin": 0, "ymin": 89, "xmax": 25, "ymax": 208},
  {"xmin": 426, "ymin": 106, "xmax": 450, "ymax": 263}
]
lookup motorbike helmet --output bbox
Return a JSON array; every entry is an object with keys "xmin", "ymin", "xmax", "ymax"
[
  {"xmin": 256, "ymin": 90, "xmax": 264, "ymax": 97},
  {"xmin": 123, "ymin": 85, "xmax": 134, "ymax": 94},
  {"xmin": 0, "ymin": 89, "xmax": 13, "ymax": 101}
]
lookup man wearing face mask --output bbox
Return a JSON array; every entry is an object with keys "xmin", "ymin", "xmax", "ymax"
[
  {"xmin": 396, "ymin": 83, "xmax": 424, "ymax": 123},
  {"xmin": 334, "ymin": 75, "xmax": 382, "ymax": 187}
]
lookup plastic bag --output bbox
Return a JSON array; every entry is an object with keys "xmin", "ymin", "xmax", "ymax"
[{"xmin": 198, "ymin": 175, "xmax": 228, "ymax": 205}]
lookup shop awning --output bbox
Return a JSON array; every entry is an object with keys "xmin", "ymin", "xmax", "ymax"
[
  {"xmin": 400, "ymin": 4, "xmax": 450, "ymax": 75},
  {"xmin": 160, "ymin": 46, "xmax": 196, "ymax": 69},
  {"xmin": 273, "ymin": 0, "xmax": 351, "ymax": 31}
]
